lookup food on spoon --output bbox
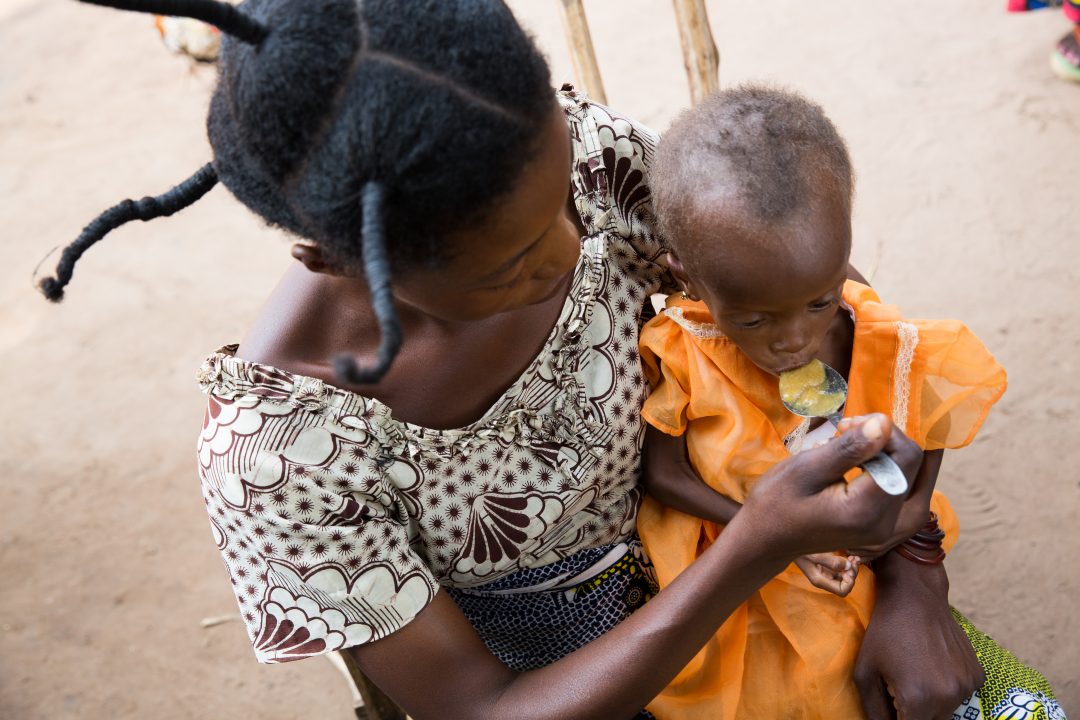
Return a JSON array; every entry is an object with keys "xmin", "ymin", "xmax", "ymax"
[{"xmin": 779, "ymin": 359, "xmax": 846, "ymax": 417}]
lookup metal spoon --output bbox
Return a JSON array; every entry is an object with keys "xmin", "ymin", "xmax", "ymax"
[{"xmin": 779, "ymin": 360, "xmax": 910, "ymax": 496}]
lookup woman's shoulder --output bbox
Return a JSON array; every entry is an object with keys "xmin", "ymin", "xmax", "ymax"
[
  {"xmin": 558, "ymin": 86, "xmax": 670, "ymax": 267},
  {"xmin": 557, "ymin": 86, "xmax": 660, "ymax": 164}
]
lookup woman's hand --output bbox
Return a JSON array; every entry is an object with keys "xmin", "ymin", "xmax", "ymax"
[
  {"xmin": 854, "ymin": 553, "xmax": 985, "ymax": 720},
  {"xmin": 841, "ymin": 434, "xmax": 946, "ymax": 562},
  {"xmin": 741, "ymin": 414, "xmax": 930, "ymax": 563}
]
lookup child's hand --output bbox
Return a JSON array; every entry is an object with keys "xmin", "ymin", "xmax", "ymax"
[{"xmin": 794, "ymin": 553, "xmax": 860, "ymax": 597}]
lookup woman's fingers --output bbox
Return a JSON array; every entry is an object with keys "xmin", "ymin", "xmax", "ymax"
[
  {"xmin": 791, "ymin": 414, "xmax": 892, "ymax": 495},
  {"xmin": 854, "ymin": 665, "xmax": 897, "ymax": 720},
  {"xmin": 879, "ymin": 422, "xmax": 924, "ymax": 486},
  {"xmin": 837, "ymin": 416, "xmax": 922, "ymax": 490},
  {"xmin": 906, "ymin": 444, "xmax": 943, "ymax": 504}
]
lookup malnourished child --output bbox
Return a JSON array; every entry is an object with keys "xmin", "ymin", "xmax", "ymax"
[{"xmin": 638, "ymin": 85, "xmax": 1060, "ymax": 719}]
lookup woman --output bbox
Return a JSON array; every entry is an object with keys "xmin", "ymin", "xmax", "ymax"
[{"xmin": 40, "ymin": 1, "xmax": 1015, "ymax": 717}]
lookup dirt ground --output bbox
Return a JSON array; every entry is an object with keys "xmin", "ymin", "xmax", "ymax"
[{"xmin": 1, "ymin": 1, "xmax": 1077, "ymax": 718}]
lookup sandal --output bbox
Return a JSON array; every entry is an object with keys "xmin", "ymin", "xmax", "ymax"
[{"xmin": 1050, "ymin": 26, "xmax": 1080, "ymax": 81}]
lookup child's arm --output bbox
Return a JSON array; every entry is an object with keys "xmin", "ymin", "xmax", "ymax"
[
  {"xmin": 641, "ymin": 425, "xmax": 741, "ymax": 525},
  {"xmin": 642, "ymin": 424, "xmax": 859, "ymax": 596}
]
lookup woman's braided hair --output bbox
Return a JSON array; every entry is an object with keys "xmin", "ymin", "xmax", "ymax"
[{"xmin": 39, "ymin": 0, "xmax": 554, "ymax": 384}]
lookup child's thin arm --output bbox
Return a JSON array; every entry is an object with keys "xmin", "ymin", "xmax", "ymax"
[{"xmin": 641, "ymin": 425, "xmax": 742, "ymax": 525}]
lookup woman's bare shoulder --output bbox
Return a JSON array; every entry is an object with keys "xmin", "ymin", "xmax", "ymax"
[{"xmin": 237, "ymin": 264, "xmax": 374, "ymax": 383}]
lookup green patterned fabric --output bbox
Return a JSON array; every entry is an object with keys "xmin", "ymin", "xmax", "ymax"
[{"xmin": 952, "ymin": 609, "xmax": 1066, "ymax": 720}]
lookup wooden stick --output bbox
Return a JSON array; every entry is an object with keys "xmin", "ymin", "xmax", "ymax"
[
  {"xmin": 336, "ymin": 650, "xmax": 407, "ymax": 720},
  {"xmin": 671, "ymin": 0, "xmax": 719, "ymax": 105},
  {"xmin": 557, "ymin": 0, "xmax": 608, "ymax": 105},
  {"xmin": 325, "ymin": 652, "xmax": 365, "ymax": 715}
]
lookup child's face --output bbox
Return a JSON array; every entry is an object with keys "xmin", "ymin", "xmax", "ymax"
[{"xmin": 673, "ymin": 192, "xmax": 852, "ymax": 376}]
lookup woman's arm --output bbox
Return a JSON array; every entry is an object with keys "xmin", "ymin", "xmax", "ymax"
[
  {"xmin": 352, "ymin": 516, "xmax": 783, "ymax": 720},
  {"xmin": 349, "ymin": 417, "xmax": 931, "ymax": 720},
  {"xmin": 644, "ymin": 425, "xmax": 861, "ymax": 596},
  {"xmin": 641, "ymin": 425, "xmax": 741, "ymax": 525}
]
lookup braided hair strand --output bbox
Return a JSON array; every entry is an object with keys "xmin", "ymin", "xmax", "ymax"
[
  {"xmin": 38, "ymin": 163, "xmax": 218, "ymax": 302},
  {"xmin": 333, "ymin": 182, "xmax": 401, "ymax": 385},
  {"xmin": 42, "ymin": 0, "xmax": 555, "ymax": 385},
  {"xmin": 79, "ymin": 0, "xmax": 268, "ymax": 45}
]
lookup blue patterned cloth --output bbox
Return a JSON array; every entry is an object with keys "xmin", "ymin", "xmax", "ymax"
[{"xmin": 447, "ymin": 536, "xmax": 659, "ymax": 718}]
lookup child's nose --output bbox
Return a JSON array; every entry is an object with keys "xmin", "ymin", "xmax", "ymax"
[{"xmin": 771, "ymin": 330, "xmax": 811, "ymax": 355}]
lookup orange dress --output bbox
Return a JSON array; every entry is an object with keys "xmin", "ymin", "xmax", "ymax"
[{"xmin": 637, "ymin": 280, "xmax": 1007, "ymax": 720}]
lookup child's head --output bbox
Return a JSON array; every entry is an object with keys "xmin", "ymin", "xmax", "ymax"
[
  {"xmin": 653, "ymin": 85, "xmax": 855, "ymax": 376},
  {"xmin": 39, "ymin": 0, "xmax": 570, "ymax": 382}
]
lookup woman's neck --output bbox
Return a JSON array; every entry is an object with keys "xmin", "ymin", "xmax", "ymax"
[{"xmin": 237, "ymin": 261, "xmax": 575, "ymax": 430}]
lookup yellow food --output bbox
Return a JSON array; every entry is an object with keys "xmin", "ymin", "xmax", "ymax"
[{"xmin": 779, "ymin": 359, "xmax": 846, "ymax": 417}]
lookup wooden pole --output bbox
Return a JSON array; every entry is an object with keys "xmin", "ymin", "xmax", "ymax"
[
  {"xmin": 557, "ymin": 0, "xmax": 608, "ymax": 105},
  {"xmin": 671, "ymin": 0, "xmax": 719, "ymax": 105},
  {"xmin": 336, "ymin": 650, "xmax": 407, "ymax": 720}
]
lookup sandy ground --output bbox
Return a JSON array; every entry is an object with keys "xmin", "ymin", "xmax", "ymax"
[{"xmin": 1, "ymin": 1, "xmax": 1077, "ymax": 717}]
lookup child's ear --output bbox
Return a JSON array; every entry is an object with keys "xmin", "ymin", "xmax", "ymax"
[
  {"xmin": 666, "ymin": 251, "xmax": 689, "ymax": 282},
  {"xmin": 665, "ymin": 251, "xmax": 702, "ymax": 301}
]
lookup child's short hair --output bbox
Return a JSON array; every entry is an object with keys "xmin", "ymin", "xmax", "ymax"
[
  {"xmin": 653, "ymin": 84, "xmax": 854, "ymax": 245},
  {"xmin": 39, "ymin": 0, "xmax": 554, "ymax": 383}
]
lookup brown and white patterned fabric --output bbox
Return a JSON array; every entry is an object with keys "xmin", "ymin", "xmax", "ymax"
[{"xmin": 196, "ymin": 89, "xmax": 672, "ymax": 664}]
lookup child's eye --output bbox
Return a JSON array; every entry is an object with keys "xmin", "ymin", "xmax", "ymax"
[
  {"xmin": 808, "ymin": 298, "xmax": 838, "ymax": 311},
  {"xmin": 730, "ymin": 318, "xmax": 766, "ymax": 330}
]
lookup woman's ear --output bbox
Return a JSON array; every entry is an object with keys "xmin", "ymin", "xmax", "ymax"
[
  {"xmin": 291, "ymin": 243, "xmax": 334, "ymax": 275},
  {"xmin": 666, "ymin": 251, "xmax": 702, "ymax": 301}
]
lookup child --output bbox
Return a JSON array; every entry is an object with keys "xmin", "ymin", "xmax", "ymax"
[{"xmin": 637, "ymin": 86, "xmax": 1062, "ymax": 719}]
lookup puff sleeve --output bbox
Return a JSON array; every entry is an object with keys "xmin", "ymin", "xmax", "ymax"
[
  {"xmin": 197, "ymin": 359, "xmax": 439, "ymax": 664},
  {"xmin": 639, "ymin": 312, "xmax": 693, "ymax": 436},
  {"xmin": 909, "ymin": 319, "xmax": 1008, "ymax": 451}
]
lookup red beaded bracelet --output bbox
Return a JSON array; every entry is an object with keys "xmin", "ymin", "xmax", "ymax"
[{"xmin": 895, "ymin": 511, "xmax": 946, "ymax": 566}]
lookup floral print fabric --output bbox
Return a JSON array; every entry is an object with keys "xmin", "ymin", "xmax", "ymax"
[{"xmin": 196, "ymin": 88, "xmax": 672, "ymax": 663}]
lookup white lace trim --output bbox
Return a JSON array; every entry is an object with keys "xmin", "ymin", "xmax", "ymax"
[
  {"xmin": 663, "ymin": 306, "xmax": 726, "ymax": 339},
  {"xmin": 840, "ymin": 299, "xmax": 856, "ymax": 323},
  {"xmin": 783, "ymin": 418, "xmax": 812, "ymax": 455},
  {"xmin": 892, "ymin": 321, "xmax": 918, "ymax": 433}
]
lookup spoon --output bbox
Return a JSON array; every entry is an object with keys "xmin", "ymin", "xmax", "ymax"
[{"xmin": 779, "ymin": 359, "xmax": 909, "ymax": 496}]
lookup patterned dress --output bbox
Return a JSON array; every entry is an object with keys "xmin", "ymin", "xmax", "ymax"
[{"xmin": 196, "ymin": 88, "xmax": 671, "ymax": 665}]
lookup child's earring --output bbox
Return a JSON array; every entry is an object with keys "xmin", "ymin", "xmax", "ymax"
[{"xmin": 681, "ymin": 287, "xmax": 700, "ymax": 301}]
